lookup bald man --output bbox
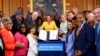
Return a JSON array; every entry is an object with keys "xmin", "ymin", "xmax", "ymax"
[{"xmin": 24, "ymin": 11, "xmax": 39, "ymax": 28}]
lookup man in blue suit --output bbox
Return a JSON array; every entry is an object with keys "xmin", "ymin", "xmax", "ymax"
[
  {"xmin": 93, "ymin": 7, "xmax": 100, "ymax": 56},
  {"xmin": 74, "ymin": 12, "xmax": 95, "ymax": 56}
]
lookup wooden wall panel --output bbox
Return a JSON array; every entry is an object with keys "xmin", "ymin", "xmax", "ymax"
[
  {"xmin": 82, "ymin": 0, "xmax": 87, "ymax": 10},
  {"xmin": 12, "ymin": 0, "xmax": 21, "ymax": 15},
  {"xmin": 22, "ymin": 0, "xmax": 30, "ymax": 17},
  {"xmin": 9, "ymin": 0, "xmax": 13, "ymax": 16},
  {"xmin": 0, "ymin": 0, "xmax": 3, "ymax": 11},
  {"xmin": 0, "ymin": 0, "xmax": 100, "ymax": 17},
  {"xmin": 87, "ymin": 0, "xmax": 94, "ymax": 10},
  {"xmin": 93, "ymin": 0, "xmax": 96, "ymax": 7},
  {"xmin": 75, "ymin": 0, "xmax": 87, "ymax": 12},
  {"xmin": 66, "ymin": 0, "xmax": 100, "ymax": 12},
  {"xmin": 67, "ymin": 0, "xmax": 75, "ymax": 10},
  {"xmin": 3, "ymin": 0, "xmax": 10, "ymax": 17},
  {"xmin": 0, "ymin": 0, "xmax": 29, "ymax": 17}
]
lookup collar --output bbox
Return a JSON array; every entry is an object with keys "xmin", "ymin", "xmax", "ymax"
[{"xmin": 80, "ymin": 21, "xmax": 85, "ymax": 29}]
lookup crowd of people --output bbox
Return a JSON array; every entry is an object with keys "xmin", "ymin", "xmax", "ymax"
[{"xmin": 0, "ymin": 6, "xmax": 100, "ymax": 56}]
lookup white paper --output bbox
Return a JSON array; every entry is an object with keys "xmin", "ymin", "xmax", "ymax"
[
  {"xmin": 39, "ymin": 30, "xmax": 47, "ymax": 41},
  {"xmin": 49, "ymin": 30, "xmax": 58, "ymax": 40},
  {"xmin": 39, "ymin": 30, "xmax": 58, "ymax": 41}
]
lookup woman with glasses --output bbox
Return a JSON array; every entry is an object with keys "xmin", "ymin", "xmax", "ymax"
[{"xmin": 14, "ymin": 23, "xmax": 28, "ymax": 56}]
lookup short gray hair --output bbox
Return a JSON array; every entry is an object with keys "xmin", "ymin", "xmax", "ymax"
[
  {"xmin": 93, "ymin": 6, "xmax": 100, "ymax": 11},
  {"xmin": 32, "ymin": 11, "xmax": 39, "ymax": 15},
  {"xmin": 2, "ymin": 17, "xmax": 12, "ymax": 25}
]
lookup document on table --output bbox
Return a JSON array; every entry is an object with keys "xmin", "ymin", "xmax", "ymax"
[
  {"xmin": 39, "ymin": 30, "xmax": 58, "ymax": 41},
  {"xmin": 49, "ymin": 30, "xmax": 58, "ymax": 40},
  {"xmin": 39, "ymin": 30, "xmax": 47, "ymax": 41}
]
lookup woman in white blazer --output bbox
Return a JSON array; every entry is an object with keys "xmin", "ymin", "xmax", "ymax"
[{"xmin": 27, "ymin": 25, "xmax": 38, "ymax": 56}]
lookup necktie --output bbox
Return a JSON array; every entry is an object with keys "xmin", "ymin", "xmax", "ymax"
[
  {"xmin": 97, "ymin": 22, "xmax": 100, "ymax": 35},
  {"xmin": 76, "ymin": 27, "xmax": 81, "ymax": 37}
]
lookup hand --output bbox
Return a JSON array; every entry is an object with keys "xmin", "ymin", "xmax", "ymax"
[
  {"xmin": 15, "ymin": 42, "xmax": 24, "ymax": 47},
  {"xmin": 36, "ymin": 54, "xmax": 38, "ymax": 56},
  {"xmin": 75, "ymin": 50, "xmax": 82, "ymax": 56},
  {"xmin": 66, "ymin": 50, "xmax": 68, "ymax": 53},
  {"xmin": 58, "ymin": 31, "xmax": 65, "ymax": 35},
  {"xmin": 36, "ymin": 36, "xmax": 38, "ymax": 39}
]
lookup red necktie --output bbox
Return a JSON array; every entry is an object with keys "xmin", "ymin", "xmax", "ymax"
[{"xmin": 76, "ymin": 27, "xmax": 81, "ymax": 37}]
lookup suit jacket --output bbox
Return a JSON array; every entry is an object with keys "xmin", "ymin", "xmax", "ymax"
[
  {"xmin": 24, "ymin": 16, "xmax": 40, "ymax": 28},
  {"xmin": 11, "ymin": 15, "xmax": 24, "ymax": 35},
  {"xmin": 0, "ymin": 27, "xmax": 15, "ymax": 56},
  {"xmin": 24, "ymin": 16, "xmax": 33, "ymax": 28},
  {"xmin": 74, "ymin": 22, "xmax": 96, "ymax": 56},
  {"xmin": 0, "ymin": 35, "xmax": 4, "ymax": 56},
  {"xmin": 95, "ymin": 23, "xmax": 100, "ymax": 56}
]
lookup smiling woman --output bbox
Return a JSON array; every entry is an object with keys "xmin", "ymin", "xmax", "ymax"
[
  {"xmin": 14, "ymin": 23, "xmax": 28, "ymax": 56},
  {"xmin": 0, "ymin": 17, "xmax": 15, "ymax": 56},
  {"xmin": 2, "ymin": 17, "xmax": 13, "ymax": 30}
]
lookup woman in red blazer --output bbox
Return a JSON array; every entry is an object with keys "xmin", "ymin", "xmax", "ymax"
[{"xmin": 0, "ymin": 18, "xmax": 20, "ymax": 56}]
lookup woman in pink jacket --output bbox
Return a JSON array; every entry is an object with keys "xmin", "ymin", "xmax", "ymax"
[{"xmin": 14, "ymin": 23, "xmax": 28, "ymax": 56}]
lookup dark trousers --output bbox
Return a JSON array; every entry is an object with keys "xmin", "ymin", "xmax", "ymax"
[{"xmin": 0, "ymin": 46, "xmax": 4, "ymax": 56}]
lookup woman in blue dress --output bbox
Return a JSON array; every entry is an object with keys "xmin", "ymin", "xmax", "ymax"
[{"xmin": 60, "ymin": 20, "xmax": 75, "ymax": 56}]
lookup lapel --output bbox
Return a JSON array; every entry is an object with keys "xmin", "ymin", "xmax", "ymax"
[
  {"xmin": 95, "ymin": 23, "xmax": 100, "ymax": 38},
  {"xmin": 75, "ymin": 22, "xmax": 86, "ymax": 38},
  {"xmin": 75, "ymin": 27, "xmax": 78, "ymax": 37}
]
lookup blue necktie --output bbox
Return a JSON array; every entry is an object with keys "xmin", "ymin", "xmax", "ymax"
[{"xmin": 97, "ymin": 22, "xmax": 100, "ymax": 35}]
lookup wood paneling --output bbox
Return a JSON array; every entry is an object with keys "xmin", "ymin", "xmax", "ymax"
[
  {"xmin": 75, "ymin": 0, "xmax": 86, "ymax": 11},
  {"xmin": 87, "ymin": 0, "xmax": 94, "ymax": 10},
  {"xmin": 9, "ymin": 0, "xmax": 13, "ymax": 16},
  {"xmin": 0, "ymin": 0, "xmax": 29, "ymax": 17},
  {"xmin": 67, "ymin": 0, "xmax": 75, "ymax": 10},
  {"xmin": 67, "ymin": 0, "xmax": 100, "ymax": 12},
  {"xmin": 3, "ymin": 0, "xmax": 10, "ymax": 17},
  {"xmin": 12, "ymin": 0, "xmax": 21, "ymax": 15},
  {"xmin": 0, "ymin": 0, "xmax": 3, "ymax": 11},
  {"xmin": 22, "ymin": 0, "xmax": 30, "ymax": 17},
  {"xmin": 0, "ymin": 0, "xmax": 100, "ymax": 17}
]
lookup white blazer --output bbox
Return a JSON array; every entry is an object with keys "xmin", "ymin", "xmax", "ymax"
[{"xmin": 27, "ymin": 34, "xmax": 38, "ymax": 56}]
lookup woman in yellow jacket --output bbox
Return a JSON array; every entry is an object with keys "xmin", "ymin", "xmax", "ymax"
[{"xmin": 40, "ymin": 14, "xmax": 58, "ymax": 31}]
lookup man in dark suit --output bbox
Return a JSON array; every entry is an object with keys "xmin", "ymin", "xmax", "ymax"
[
  {"xmin": 0, "ymin": 36, "xmax": 4, "ymax": 56},
  {"xmin": 0, "ymin": 15, "xmax": 4, "ymax": 56},
  {"xmin": 24, "ymin": 11, "xmax": 39, "ymax": 28},
  {"xmin": 93, "ymin": 7, "xmax": 100, "ymax": 56},
  {"xmin": 74, "ymin": 12, "xmax": 95, "ymax": 56},
  {"xmin": 11, "ymin": 10, "xmax": 24, "ymax": 35}
]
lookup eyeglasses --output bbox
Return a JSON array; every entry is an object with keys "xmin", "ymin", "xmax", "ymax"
[
  {"xmin": 8, "ymin": 23, "xmax": 13, "ymax": 25},
  {"xmin": 21, "ymin": 26, "xmax": 26, "ymax": 28}
]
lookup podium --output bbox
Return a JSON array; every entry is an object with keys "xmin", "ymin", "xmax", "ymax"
[{"xmin": 38, "ymin": 41, "xmax": 66, "ymax": 56}]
